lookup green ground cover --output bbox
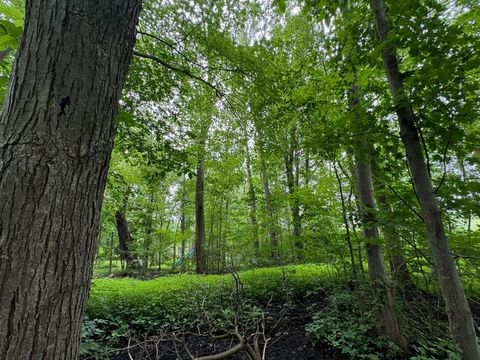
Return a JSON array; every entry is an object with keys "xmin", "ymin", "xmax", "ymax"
[{"xmin": 87, "ymin": 264, "xmax": 342, "ymax": 328}]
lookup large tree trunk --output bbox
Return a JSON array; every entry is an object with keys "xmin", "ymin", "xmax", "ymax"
[
  {"xmin": 0, "ymin": 1, "xmax": 141, "ymax": 358},
  {"xmin": 370, "ymin": 1, "xmax": 480, "ymax": 357},
  {"xmin": 195, "ymin": 119, "xmax": 211, "ymax": 274},
  {"xmin": 116, "ymin": 210, "xmax": 136, "ymax": 270}
]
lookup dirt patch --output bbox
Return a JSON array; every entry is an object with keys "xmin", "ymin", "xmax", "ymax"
[{"xmin": 110, "ymin": 299, "xmax": 345, "ymax": 360}]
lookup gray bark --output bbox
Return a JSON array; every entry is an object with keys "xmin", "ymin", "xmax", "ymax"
[
  {"xmin": 0, "ymin": 1, "xmax": 141, "ymax": 359},
  {"xmin": 354, "ymin": 141, "xmax": 407, "ymax": 350},
  {"xmin": 350, "ymin": 77, "xmax": 407, "ymax": 350},
  {"xmin": 370, "ymin": 1, "xmax": 479, "ymax": 357}
]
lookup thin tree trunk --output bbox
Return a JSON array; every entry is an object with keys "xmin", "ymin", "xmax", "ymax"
[
  {"xmin": 181, "ymin": 174, "xmax": 187, "ymax": 272},
  {"xmin": 370, "ymin": 1, "xmax": 479, "ymax": 357},
  {"xmin": 143, "ymin": 195, "xmax": 155, "ymax": 272},
  {"xmin": 195, "ymin": 119, "xmax": 211, "ymax": 274},
  {"xmin": 207, "ymin": 204, "xmax": 215, "ymax": 273},
  {"xmin": 333, "ymin": 160, "xmax": 356, "ymax": 277},
  {"xmin": 354, "ymin": 141, "xmax": 407, "ymax": 350},
  {"xmin": 109, "ymin": 233, "xmax": 114, "ymax": 275},
  {"xmin": 217, "ymin": 201, "xmax": 223, "ymax": 272},
  {"xmin": 350, "ymin": 75, "xmax": 407, "ymax": 350},
  {"xmin": 246, "ymin": 142, "xmax": 260, "ymax": 252},
  {"xmin": 0, "ymin": 1, "xmax": 140, "ymax": 358},
  {"xmin": 259, "ymin": 145, "xmax": 278, "ymax": 256},
  {"xmin": 284, "ymin": 137, "xmax": 302, "ymax": 255},
  {"xmin": 370, "ymin": 158, "xmax": 411, "ymax": 285}
]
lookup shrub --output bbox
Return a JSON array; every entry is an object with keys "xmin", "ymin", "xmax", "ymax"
[{"xmin": 305, "ymin": 282, "xmax": 402, "ymax": 359}]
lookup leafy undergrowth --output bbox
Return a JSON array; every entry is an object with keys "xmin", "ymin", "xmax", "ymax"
[
  {"xmin": 305, "ymin": 282, "xmax": 469, "ymax": 360},
  {"xmin": 87, "ymin": 264, "xmax": 342, "ymax": 329},
  {"xmin": 83, "ymin": 264, "xmax": 344, "ymax": 358},
  {"xmin": 82, "ymin": 265, "xmax": 475, "ymax": 359}
]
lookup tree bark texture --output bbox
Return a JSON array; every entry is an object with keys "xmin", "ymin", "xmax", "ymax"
[
  {"xmin": 370, "ymin": 1, "xmax": 479, "ymax": 357},
  {"xmin": 0, "ymin": 1, "xmax": 141, "ymax": 359}
]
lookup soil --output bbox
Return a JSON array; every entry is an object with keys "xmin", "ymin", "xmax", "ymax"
[{"xmin": 110, "ymin": 298, "xmax": 346, "ymax": 360}]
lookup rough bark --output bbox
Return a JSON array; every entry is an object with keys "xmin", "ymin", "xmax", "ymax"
[
  {"xmin": 370, "ymin": 1, "xmax": 479, "ymax": 357},
  {"xmin": 0, "ymin": 1, "xmax": 141, "ymax": 358}
]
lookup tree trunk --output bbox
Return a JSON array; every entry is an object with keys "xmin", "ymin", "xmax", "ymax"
[
  {"xmin": 245, "ymin": 142, "xmax": 260, "ymax": 252},
  {"xmin": 207, "ymin": 204, "xmax": 215, "ymax": 273},
  {"xmin": 195, "ymin": 118, "xmax": 211, "ymax": 274},
  {"xmin": 284, "ymin": 137, "xmax": 302, "ymax": 256},
  {"xmin": 333, "ymin": 160, "xmax": 356, "ymax": 277},
  {"xmin": 180, "ymin": 174, "xmax": 187, "ymax": 272},
  {"xmin": 259, "ymin": 145, "xmax": 278, "ymax": 256},
  {"xmin": 370, "ymin": 1, "xmax": 480, "ymax": 357},
  {"xmin": 354, "ymin": 141, "xmax": 408, "ymax": 350},
  {"xmin": 370, "ymin": 158, "xmax": 411, "ymax": 285},
  {"xmin": 116, "ymin": 210, "xmax": 135, "ymax": 270},
  {"xmin": 109, "ymin": 233, "xmax": 114, "ymax": 275},
  {"xmin": 0, "ymin": 1, "xmax": 140, "ymax": 358},
  {"xmin": 349, "ymin": 74, "xmax": 407, "ymax": 350}
]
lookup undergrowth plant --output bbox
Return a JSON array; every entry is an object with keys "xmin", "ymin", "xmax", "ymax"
[
  {"xmin": 81, "ymin": 264, "xmax": 342, "ymax": 358},
  {"xmin": 306, "ymin": 281, "xmax": 401, "ymax": 359}
]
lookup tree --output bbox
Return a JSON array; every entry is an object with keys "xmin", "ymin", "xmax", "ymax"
[
  {"xmin": 370, "ymin": 0, "xmax": 480, "ymax": 357},
  {"xmin": 0, "ymin": 1, "xmax": 141, "ymax": 358},
  {"xmin": 195, "ymin": 115, "xmax": 212, "ymax": 273}
]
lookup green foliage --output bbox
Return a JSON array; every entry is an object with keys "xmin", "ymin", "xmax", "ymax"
[
  {"xmin": 0, "ymin": 0, "xmax": 23, "ymax": 105},
  {"xmin": 85, "ymin": 264, "xmax": 342, "ymax": 353},
  {"xmin": 409, "ymin": 339, "xmax": 461, "ymax": 360},
  {"xmin": 87, "ymin": 264, "xmax": 340, "ymax": 327},
  {"xmin": 306, "ymin": 282, "xmax": 402, "ymax": 359}
]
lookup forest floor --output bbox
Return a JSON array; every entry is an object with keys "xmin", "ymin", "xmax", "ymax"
[{"xmin": 110, "ymin": 298, "xmax": 346, "ymax": 360}]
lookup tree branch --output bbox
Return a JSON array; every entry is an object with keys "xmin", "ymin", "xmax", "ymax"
[
  {"xmin": 133, "ymin": 50, "xmax": 224, "ymax": 97},
  {"xmin": 387, "ymin": 184, "xmax": 424, "ymax": 221}
]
